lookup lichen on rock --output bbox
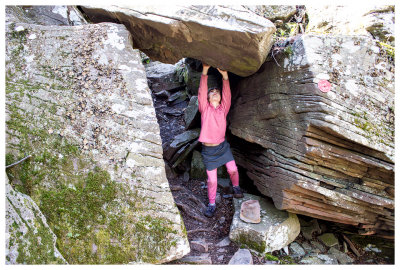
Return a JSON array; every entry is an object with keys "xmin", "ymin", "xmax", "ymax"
[{"xmin": 6, "ymin": 11, "xmax": 189, "ymax": 264}]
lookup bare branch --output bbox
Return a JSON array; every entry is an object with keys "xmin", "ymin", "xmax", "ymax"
[{"xmin": 6, "ymin": 155, "xmax": 32, "ymax": 169}]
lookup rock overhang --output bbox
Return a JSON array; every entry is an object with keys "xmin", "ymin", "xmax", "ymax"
[{"xmin": 80, "ymin": 5, "xmax": 276, "ymax": 77}]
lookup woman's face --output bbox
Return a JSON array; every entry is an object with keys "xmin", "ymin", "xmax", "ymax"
[{"xmin": 208, "ymin": 89, "xmax": 221, "ymax": 104}]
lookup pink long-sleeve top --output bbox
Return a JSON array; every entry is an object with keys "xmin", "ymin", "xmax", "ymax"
[{"xmin": 198, "ymin": 74, "xmax": 231, "ymax": 144}]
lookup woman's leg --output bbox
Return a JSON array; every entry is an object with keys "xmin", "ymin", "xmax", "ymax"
[
  {"xmin": 226, "ymin": 160, "xmax": 239, "ymax": 186},
  {"xmin": 206, "ymin": 168, "xmax": 218, "ymax": 204}
]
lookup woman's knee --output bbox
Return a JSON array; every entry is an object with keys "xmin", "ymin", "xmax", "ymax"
[
  {"xmin": 206, "ymin": 169, "xmax": 218, "ymax": 183},
  {"xmin": 226, "ymin": 160, "xmax": 238, "ymax": 174}
]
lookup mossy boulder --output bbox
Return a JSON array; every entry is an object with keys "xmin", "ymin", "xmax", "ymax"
[{"xmin": 5, "ymin": 10, "xmax": 189, "ymax": 264}]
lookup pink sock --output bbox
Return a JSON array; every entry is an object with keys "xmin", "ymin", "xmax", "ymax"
[
  {"xmin": 206, "ymin": 168, "xmax": 218, "ymax": 204},
  {"xmin": 226, "ymin": 160, "xmax": 239, "ymax": 186}
]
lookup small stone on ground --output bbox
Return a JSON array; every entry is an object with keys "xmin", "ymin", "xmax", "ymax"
[{"xmin": 228, "ymin": 249, "xmax": 253, "ymax": 265}]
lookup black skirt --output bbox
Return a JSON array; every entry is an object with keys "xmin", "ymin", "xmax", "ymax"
[{"xmin": 201, "ymin": 140, "xmax": 235, "ymax": 171}]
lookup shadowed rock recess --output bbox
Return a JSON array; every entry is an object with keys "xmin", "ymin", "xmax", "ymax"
[
  {"xmin": 5, "ymin": 9, "xmax": 189, "ymax": 264},
  {"xmin": 80, "ymin": 5, "xmax": 276, "ymax": 77},
  {"xmin": 229, "ymin": 34, "xmax": 394, "ymax": 238}
]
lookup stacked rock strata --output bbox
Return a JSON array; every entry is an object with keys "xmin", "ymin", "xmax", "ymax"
[{"xmin": 229, "ymin": 34, "xmax": 394, "ymax": 237}]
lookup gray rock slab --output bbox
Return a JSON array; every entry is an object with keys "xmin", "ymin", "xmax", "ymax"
[
  {"xmin": 289, "ymin": 242, "xmax": 306, "ymax": 258},
  {"xmin": 310, "ymin": 241, "xmax": 326, "ymax": 253},
  {"xmin": 171, "ymin": 140, "xmax": 200, "ymax": 169},
  {"xmin": 228, "ymin": 249, "xmax": 253, "ymax": 265},
  {"xmin": 216, "ymin": 237, "xmax": 231, "ymax": 247},
  {"xmin": 5, "ymin": 18, "xmax": 189, "ymax": 264},
  {"xmin": 328, "ymin": 247, "xmax": 354, "ymax": 264},
  {"xmin": 317, "ymin": 254, "xmax": 339, "ymax": 264},
  {"xmin": 190, "ymin": 239, "xmax": 208, "ymax": 253},
  {"xmin": 167, "ymin": 90, "xmax": 188, "ymax": 105},
  {"xmin": 164, "ymin": 129, "xmax": 200, "ymax": 160},
  {"xmin": 145, "ymin": 61, "xmax": 183, "ymax": 92},
  {"xmin": 184, "ymin": 96, "xmax": 200, "ymax": 129},
  {"xmin": 299, "ymin": 254, "xmax": 324, "ymax": 264},
  {"xmin": 80, "ymin": 5, "xmax": 276, "ymax": 77},
  {"xmin": 229, "ymin": 193, "xmax": 300, "ymax": 255},
  {"xmin": 179, "ymin": 253, "xmax": 212, "ymax": 264},
  {"xmin": 302, "ymin": 241, "xmax": 322, "ymax": 254}
]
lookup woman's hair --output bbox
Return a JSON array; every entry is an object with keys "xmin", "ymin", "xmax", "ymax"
[{"xmin": 208, "ymin": 86, "xmax": 221, "ymax": 93}]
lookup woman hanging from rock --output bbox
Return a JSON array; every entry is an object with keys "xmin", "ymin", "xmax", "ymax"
[{"xmin": 198, "ymin": 62, "xmax": 244, "ymax": 218}]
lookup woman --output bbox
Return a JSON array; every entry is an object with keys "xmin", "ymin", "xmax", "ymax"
[{"xmin": 198, "ymin": 62, "xmax": 243, "ymax": 218}]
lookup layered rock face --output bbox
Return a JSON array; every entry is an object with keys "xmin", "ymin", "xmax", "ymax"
[
  {"xmin": 80, "ymin": 5, "xmax": 276, "ymax": 77},
  {"xmin": 229, "ymin": 35, "xmax": 394, "ymax": 237},
  {"xmin": 6, "ymin": 10, "xmax": 189, "ymax": 263}
]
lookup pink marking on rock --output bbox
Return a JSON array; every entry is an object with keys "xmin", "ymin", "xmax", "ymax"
[{"xmin": 318, "ymin": 80, "xmax": 331, "ymax": 93}]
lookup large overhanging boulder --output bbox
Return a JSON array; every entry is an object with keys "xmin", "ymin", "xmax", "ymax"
[
  {"xmin": 6, "ymin": 9, "xmax": 189, "ymax": 263},
  {"xmin": 229, "ymin": 34, "xmax": 394, "ymax": 237},
  {"xmin": 80, "ymin": 5, "xmax": 276, "ymax": 77}
]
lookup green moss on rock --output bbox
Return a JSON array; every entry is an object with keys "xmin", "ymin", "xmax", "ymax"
[
  {"xmin": 237, "ymin": 233, "xmax": 266, "ymax": 254},
  {"xmin": 6, "ymin": 22, "xmax": 186, "ymax": 265}
]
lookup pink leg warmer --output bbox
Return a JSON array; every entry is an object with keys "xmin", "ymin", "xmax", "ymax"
[
  {"xmin": 206, "ymin": 168, "xmax": 218, "ymax": 204},
  {"xmin": 226, "ymin": 160, "xmax": 239, "ymax": 186}
]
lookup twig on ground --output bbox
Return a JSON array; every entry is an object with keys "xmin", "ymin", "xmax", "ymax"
[
  {"xmin": 176, "ymin": 202, "xmax": 208, "ymax": 224},
  {"xmin": 187, "ymin": 228, "xmax": 209, "ymax": 234},
  {"xmin": 170, "ymin": 185, "xmax": 183, "ymax": 191},
  {"xmin": 342, "ymin": 234, "xmax": 361, "ymax": 257},
  {"xmin": 271, "ymin": 51, "xmax": 281, "ymax": 67},
  {"xmin": 6, "ymin": 155, "xmax": 32, "ymax": 169},
  {"xmin": 188, "ymin": 194, "xmax": 207, "ymax": 210}
]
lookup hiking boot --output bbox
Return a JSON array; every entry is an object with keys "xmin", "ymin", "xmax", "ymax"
[
  {"xmin": 204, "ymin": 204, "xmax": 216, "ymax": 218},
  {"xmin": 233, "ymin": 186, "xmax": 244, "ymax": 198}
]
